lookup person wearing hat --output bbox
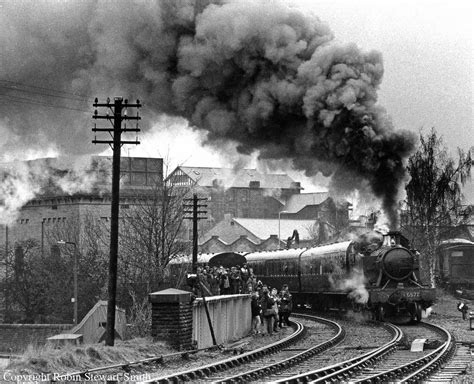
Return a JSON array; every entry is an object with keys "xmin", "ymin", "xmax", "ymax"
[{"xmin": 278, "ymin": 284, "xmax": 293, "ymax": 327}]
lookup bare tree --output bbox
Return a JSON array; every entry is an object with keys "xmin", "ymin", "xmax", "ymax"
[
  {"xmin": 118, "ymin": 168, "xmax": 192, "ymax": 304},
  {"xmin": 43, "ymin": 213, "xmax": 108, "ymax": 322},
  {"xmin": 402, "ymin": 128, "xmax": 472, "ymax": 286}
]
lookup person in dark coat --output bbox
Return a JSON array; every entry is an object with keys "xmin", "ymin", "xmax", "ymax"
[
  {"xmin": 220, "ymin": 269, "xmax": 231, "ymax": 295},
  {"xmin": 229, "ymin": 267, "xmax": 241, "ymax": 294},
  {"xmin": 250, "ymin": 291, "xmax": 262, "ymax": 334},
  {"xmin": 259, "ymin": 286, "xmax": 275, "ymax": 335},
  {"xmin": 278, "ymin": 284, "xmax": 293, "ymax": 327}
]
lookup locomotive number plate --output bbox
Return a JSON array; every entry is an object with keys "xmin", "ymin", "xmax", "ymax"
[{"xmin": 401, "ymin": 291, "xmax": 420, "ymax": 299}]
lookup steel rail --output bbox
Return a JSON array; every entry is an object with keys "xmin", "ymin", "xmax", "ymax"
[
  {"xmin": 214, "ymin": 314, "xmax": 345, "ymax": 383},
  {"xmin": 296, "ymin": 321, "xmax": 453, "ymax": 384},
  {"xmin": 395, "ymin": 322, "xmax": 455, "ymax": 383},
  {"xmin": 267, "ymin": 322, "xmax": 401, "ymax": 384},
  {"xmin": 346, "ymin": 322, "xmax": 453, "ymax": 383},
  {"xmin": 49, "ymin": 345, "xmax": 220, "ymax": 382},
  {"xmin": 142, "ymin": 319, "xmax": 306, "ymax": 383}
]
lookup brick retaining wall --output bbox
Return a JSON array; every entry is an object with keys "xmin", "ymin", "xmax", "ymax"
[{"xmin": 149, "ymin": 289, "xmax": 193, "ymax": 351}]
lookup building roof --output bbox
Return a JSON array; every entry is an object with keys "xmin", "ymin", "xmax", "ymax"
[
  {"xmin": 439, "ymin": 238, "xmax": 474, "ymax": 246},
  {"xmin": 176, "ymin": 166, "xmax": 300, "ymax": 189},
  {"xmin": 233, "ymin": 218, "xmax": 316, "ymax": 241},
  {"xmin": 283, "ymin": 192, "xmax": 330, "ymax": 213}
]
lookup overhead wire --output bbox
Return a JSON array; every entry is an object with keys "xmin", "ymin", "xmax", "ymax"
[
  {"xmin": 0, "ymin": 79, "xmax": 91, "ymax": 101},
  {"xmin": 0, "ymin": 78, "xmax": 148, "ymax": 114},
  {"xmin": 0, "ymin": 93, "xmax": 90, "ymax": 113},
  {"xmin": 0, "ymin": 78, "xmax": 93, "ymax": 113}
]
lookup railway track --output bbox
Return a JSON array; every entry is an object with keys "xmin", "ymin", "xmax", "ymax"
[
  {"xmin": 47, "ymin": 314, "xmax": 467, "ymax": 383},
  {"xmin": 142, "ymin": 314, "xmax": 342, "ymax": 383},
  {"xmin": 272, "ymin": 321, "xmax": 455, "ymax": 384},
  {"xmin": 424, "ymin": 341, "xmax": 472, "ymax": 383}
]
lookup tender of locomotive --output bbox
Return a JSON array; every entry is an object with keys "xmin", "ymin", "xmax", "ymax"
[{"xmin": 215, "ymin": 231, "xmax": 435, "ymax": 323}]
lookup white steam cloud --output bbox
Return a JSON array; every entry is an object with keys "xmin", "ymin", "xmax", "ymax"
[
  {"xmin": 330, "ymin": 268, "xmax": 369, "ymax": 304},
  {"xmin": 0, "ymin": 157, "xmax": 110, "ymax": 225}
]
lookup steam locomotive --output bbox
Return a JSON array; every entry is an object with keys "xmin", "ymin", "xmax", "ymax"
[
  {"xmin": 233, "ymin": 231, "xmax": 435, "ymax": 323},
  {"xmin": 169, "ymin": 231, "xmax": 435, "ymax": 323}
]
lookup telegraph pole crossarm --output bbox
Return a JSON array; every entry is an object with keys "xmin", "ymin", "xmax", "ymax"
[{"xmin": 92, "ymin": 97, "xmax": 141, "ymax": 347}]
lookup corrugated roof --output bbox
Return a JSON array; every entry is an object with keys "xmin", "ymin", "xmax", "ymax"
[
  {"xmin": 284, "ymin": 192, "xmax": 329, "ymax": 213},
  {"xmin": 178, "ymin": 166, "xmax": 299, "ymax": 189},
  {"xmin": 233, "ymin": 218, "xmax": 317, "ymax": 240}
]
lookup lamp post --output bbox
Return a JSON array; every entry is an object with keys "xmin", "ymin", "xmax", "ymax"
[
  {"xmin": 278, "ymin": 211, "xmax": 289, "ymax": 247},
  {"xmin": 57, "ymin": 240, "xmax": 78, "ymax": 325}
]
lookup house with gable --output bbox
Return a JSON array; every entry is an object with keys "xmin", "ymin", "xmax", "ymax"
[
  {"xmin": 199, "ymin": 214, "xmax": 318, "ymax": 253},
  {"xmin": 281, "ymin": 192, "xmax": 350, "ymax": 227}
]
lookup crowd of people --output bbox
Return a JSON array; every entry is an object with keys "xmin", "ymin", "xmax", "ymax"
[
  {"xmin": 194, "ymin": 263, "xmax": 293, "ymax": 336},
  {"xmin": 251, "ymin": 283, "xmax": 293, "ymax": 336},
  {"xmin": 196, "ymin": 264, "xmax": 258, "ymax": 296}
]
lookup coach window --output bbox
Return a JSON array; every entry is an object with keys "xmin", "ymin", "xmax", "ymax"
[
  {"xmin": 288, "ymin": 261, "xmax": 296, "ymax": 275},
  {"xmin": 300, "ymin": 259, "xmax": 309, "ymax": 274},
  {"xmin": 273, "ymin": 261, "xmax": 280, "ymax": 275}
]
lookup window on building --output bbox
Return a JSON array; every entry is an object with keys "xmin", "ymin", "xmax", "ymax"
[{"xmin": 52, "ymin": 205, "xmax": 58, "ymax": 210}]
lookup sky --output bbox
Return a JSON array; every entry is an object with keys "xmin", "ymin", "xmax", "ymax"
[
  {"xmin": 0, "ymin": 0, "xmax": 472, "ymax": 212},
  {"xmin": 127, "ymin": 0, "xmax": 473, "ymax": 202},
  {"xmin": 136, "ymin": 0, "xmax": 473, "ymax": 157}
]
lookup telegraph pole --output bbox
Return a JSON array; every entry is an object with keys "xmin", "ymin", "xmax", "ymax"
[
  {"xmin": 183, "ymin": 195, "xmax": 218, "ymax": 346},
  {"xmin": 183, "ymin": 194, "xmax": 207, "ymax": 273},
  {"xmin": 92, "ymin": 97, "xmax": 141, "ymax": 346}
]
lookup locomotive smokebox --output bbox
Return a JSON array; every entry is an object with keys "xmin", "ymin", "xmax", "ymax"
[{"xmin": 381, "ymin": 248, "xmax": 414, "ymax": 281}]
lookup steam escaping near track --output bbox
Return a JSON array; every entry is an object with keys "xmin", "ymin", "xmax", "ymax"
[
  {"xmin": 330, "ymin": 268, "xmax": 369, "ymax": 304},
  {"xmin": 0, "ymin": 157, "xmax": 111, "ymax": 225},
  {"xmin": 0, "ymin": 0, "xmax": 416, "ymax": 226}
]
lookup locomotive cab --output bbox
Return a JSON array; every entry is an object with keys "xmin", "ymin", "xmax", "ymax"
[
  {"xmin": 382, "ymin": 231, "xmax": 410, "ymax": 248},
  {"xmin": 361, "ymin": 231, "xmax": 415, "ymax": 287}
]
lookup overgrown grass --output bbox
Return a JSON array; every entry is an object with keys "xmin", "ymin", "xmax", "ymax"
[
  {"xmin": 5, "ymin": 338, "xmax": 170, "ymax": 375},
  {"xmin": 430, "ymin": 288, "xmax": 473, "ymax": 342},
  {"xmin": 127, "ymin": 292, "xmax": 152, "ymax": 339}
]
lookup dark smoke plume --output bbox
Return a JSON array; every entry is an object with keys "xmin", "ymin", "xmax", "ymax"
[{"xmin": 0, "ymin": 0, "xmax": 416, "ymax": 226}]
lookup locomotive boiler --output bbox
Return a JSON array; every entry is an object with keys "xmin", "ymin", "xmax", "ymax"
[{"xmin": 210, "ymin": 231, "xmax": 435, "ymax": 323}]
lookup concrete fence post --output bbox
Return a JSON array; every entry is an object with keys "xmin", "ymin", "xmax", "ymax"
[{"xmin": 149, "ymin": 288, "xmax": 192, "ymax": 351}]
